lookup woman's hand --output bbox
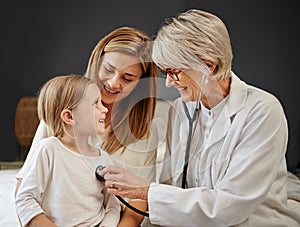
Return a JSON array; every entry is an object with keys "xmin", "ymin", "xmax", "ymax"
[{"xmin": 100, "ymin": 165, "xmax": 150, "ymax": 200}]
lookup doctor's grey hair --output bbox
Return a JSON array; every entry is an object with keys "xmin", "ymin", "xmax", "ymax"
[{"xmin": 152, "ymin": 9, "xmax": 233, "ymax": 80}]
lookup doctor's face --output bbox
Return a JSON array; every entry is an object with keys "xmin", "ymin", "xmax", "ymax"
[
  {"xmin": 97, "ymin": 52, "xmax": 143, "ymax": 105},
  {"xmin": 162, "ymin": 68, "xmax": 203, "ymax": 102}
]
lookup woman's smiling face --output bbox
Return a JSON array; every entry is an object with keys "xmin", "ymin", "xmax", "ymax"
[
  {"xmin": 164, "ymin": 68, "xmax": 202, "ymax": 102},
  {"xmin": 98, "ymin": 52, "xmax": 143, "ymax": 105}
]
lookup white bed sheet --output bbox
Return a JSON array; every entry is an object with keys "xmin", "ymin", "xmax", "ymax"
[
  {"xmin": 0, "ymin": 169, "xmax": 20, "ymax": 227},
  {"xmin": 0, "ymin": 168, "xmax": 299, "ymax": 227}
]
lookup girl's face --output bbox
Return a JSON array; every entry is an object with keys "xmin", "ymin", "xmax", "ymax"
[
  {"xmin": 98, "ymin": 52, "xmax": 143, "ymax": 105},
  {"xmin": 72, "ymin": 83, "xmax": 108, "ymax": 136}
]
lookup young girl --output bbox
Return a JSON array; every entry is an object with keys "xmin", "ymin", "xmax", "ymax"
[
  {"xmin": 15, "ymin": 75, "xmax": 120, "ymax": 227},
  {"xmin": 16, "ymin": 27, "xmax": 159, "ymax": 227}
]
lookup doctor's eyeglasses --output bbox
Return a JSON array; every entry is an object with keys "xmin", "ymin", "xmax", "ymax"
[{"xmin": 160, "ymin": 68, "xmax": 181, "ymax": 81}]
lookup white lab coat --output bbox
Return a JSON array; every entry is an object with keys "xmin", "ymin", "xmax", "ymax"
[{"xmin": 148, "ymin": 73, "xmax": 300, "ymax": 227}]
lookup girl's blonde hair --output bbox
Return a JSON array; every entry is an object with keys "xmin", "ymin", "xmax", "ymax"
[
  {"xmin": 38, "ymin": 75, "xmax": 93, "ymax": 137},
  {"xmin": 152, "ymin": 9, "xmax": 233, "ymax": 80},
  {"xmin": 85, "ymin": 27, "xmax": 158, "ymax": 154}
]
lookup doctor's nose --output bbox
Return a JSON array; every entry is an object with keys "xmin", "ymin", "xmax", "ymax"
[{"xmin": 165, "ymin": 77, "xmax": 176, "ymax": 88}]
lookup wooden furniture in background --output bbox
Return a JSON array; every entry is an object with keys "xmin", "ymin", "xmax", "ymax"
[
  {"xmin": 14, "ymin": 96, "xmax": 39, "ymax": 161},
  {"xmin": 0, "ymin": 161, "xmax": 24, "ymax": 170}
]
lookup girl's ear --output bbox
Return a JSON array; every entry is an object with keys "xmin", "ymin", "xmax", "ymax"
[{"xmin": 60, "ymin": 109, "xmax": 75, "ymax": 125}]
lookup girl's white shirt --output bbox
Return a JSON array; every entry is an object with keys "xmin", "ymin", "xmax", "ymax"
[
  {"xmin": 17, "ymin": 120, "xmax": 160, "ymax": 183},
  {"xmin": 15, "ymin": 136, "xmax": 120, "ymax": 227}
]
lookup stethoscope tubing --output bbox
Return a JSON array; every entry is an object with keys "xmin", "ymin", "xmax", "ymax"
[{"xmin": 181, "ymin": 101, "xmax": 199, "ymax": 188}]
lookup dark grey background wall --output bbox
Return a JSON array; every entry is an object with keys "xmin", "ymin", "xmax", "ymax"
[{"xmin": 1, "ymin": 1, "xmax": 299, "ymax": 170}]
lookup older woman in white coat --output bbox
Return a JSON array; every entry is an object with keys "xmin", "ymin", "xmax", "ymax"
[{"xmin": 100, "ymin": 9, "xmax": 300, "ymax": 226}]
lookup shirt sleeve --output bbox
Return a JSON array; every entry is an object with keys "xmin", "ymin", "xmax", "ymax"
[
  {"xmin": 15, "ymin": 142, "xmax": 52, "ymax": 226},
  {"xmin": 16, "ymin": 120, "xmax": 52, "ymax": 179}
]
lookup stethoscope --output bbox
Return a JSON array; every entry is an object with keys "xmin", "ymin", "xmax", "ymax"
[
  {"xmin": 95, "ymin": 165, "xmax": 150, "ymax": 217},
  {"xmin": 181, "ymin": 101, "xmax": 200, "ymax": 188},
  {"xmin": 95, "ymin": 74, "xmax": 207, "ymax": 216},
  {"xmin": 94, "ymin": 101, "xmax": 199, "ymax": 217},
  {"xmin": 181, "ymin": 73, "xmax": 207, "ymax": 188}
]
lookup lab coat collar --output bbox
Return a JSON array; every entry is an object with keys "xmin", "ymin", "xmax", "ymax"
[
  {"xmin": 226, "ymin": 72, "xmax": 248, "ymax": 118},
  {"xmin": 204, "ymin": 72, "xmax": 247, "ymax": 150},
  {"xmin": 171, "ymin": 72, "xmax": 248, "ymax": 182}
]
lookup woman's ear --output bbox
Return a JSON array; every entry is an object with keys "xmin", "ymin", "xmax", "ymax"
[
  {"xmin": 210, "ymin": 63, "xmax": 217, "ymax": 74},
  {"xmin": 60, "ymin": 109, "xmax": 75, "ymax": 125},
  {"xmin": 203, "ymin": 60, "xmax": 217, "ymax": 74},
  {"xmin": 206, "ymin": 62, "xmax": 217, "ymax": 74}
]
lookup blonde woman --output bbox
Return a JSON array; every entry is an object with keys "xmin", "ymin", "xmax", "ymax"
[
  {"xmin": 15, "ymin": 27, "xmax": 158, "ymax": 227},
  {"xmin": 15, "ymin": 75, "xmax": 120, "ymax": 226},
  {"xmin": 99, "ymin": 9, "xmax": 300, "ymax": 226}
]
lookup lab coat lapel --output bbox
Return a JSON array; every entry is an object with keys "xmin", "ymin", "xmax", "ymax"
[
  {"xmin": 171, "ymin": 73, "xmax": 247, "ymax": 185},
  {"xmin": 205, "ymin": 73, "xmax": 247, "ymax": 150}
]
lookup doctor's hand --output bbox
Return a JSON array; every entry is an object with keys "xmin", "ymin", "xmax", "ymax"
[{"xmin": 100, "ymin": 165, "xmax": 150, "ymax": 200}]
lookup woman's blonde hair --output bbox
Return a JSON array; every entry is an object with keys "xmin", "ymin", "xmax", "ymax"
[
  {"xmin": 152, "ymin": 9, "xmax": 233, "ymax": 80},
  {"xmin": 85, "ymin": 27, "xmax": 158, "ymax": 154},
  {"xmin": 38, "ymin": 75, "xmax": 94, "ymax": 137}
]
